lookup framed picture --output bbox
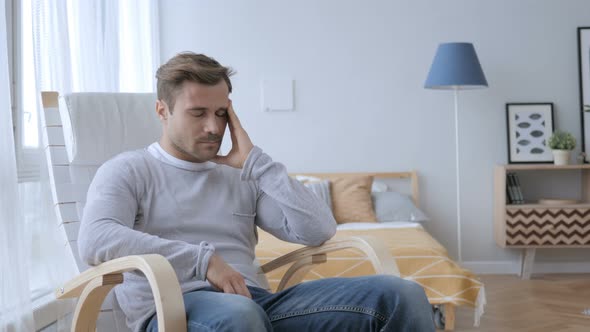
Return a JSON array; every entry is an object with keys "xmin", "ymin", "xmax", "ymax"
[
  {"xmin": 506, "ymin": 103, "xmax": 554, "ymax": 163},
  {"xmin": 578, "ymin": 27, "xmax": 590, "ymax": 162}
]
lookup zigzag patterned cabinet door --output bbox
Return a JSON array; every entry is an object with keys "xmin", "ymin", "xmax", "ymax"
[
  {"xmin": 505, "ymin": 207, "xmax": 590, "ymax": 246},
  {"xmin": 494, "ymin": 164, "xmax": 590, "ymax": 279}
]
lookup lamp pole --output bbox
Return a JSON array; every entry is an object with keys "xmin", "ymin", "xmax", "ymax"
[{"xmin": 453, "ymin": 86, "xmax": 462, "ymax": 262}]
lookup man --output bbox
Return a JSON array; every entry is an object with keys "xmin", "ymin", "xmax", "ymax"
[{"xmin": 78, "ymin": 52, "xmax": 434, "ymax": 332}]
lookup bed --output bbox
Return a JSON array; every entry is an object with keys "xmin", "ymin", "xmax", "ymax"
[{"xmin": 255, "ymin": 172, "xmax": 485, "ymax": 331}]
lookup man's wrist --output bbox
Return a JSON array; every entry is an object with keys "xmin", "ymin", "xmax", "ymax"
[{"xmin": 196, "ymin": 241, "xmax": 215, "ymax": 281}]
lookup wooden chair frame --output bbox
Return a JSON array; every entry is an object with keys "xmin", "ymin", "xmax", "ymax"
[{"xmin": 56, "ymin": 236, "xmax": 399, "ymax": 332}]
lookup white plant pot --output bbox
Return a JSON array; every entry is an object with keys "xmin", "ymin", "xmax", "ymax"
[{"xmin": 552, "ymin": 150, "xmax": 571, "ymax": 165}]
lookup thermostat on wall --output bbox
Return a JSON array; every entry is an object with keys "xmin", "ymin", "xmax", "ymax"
[{"xmin": 261, "ymin": 78, "xmax": 294, "ymax": 112}]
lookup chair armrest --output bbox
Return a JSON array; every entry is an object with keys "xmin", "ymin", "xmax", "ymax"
[
  {"xmin": 57, "ymin": 254, "xmax": 186, "ymax": 332},
  {"xmin": 260, "ymin": 235, "xmax": 400, "ymax": 276}
]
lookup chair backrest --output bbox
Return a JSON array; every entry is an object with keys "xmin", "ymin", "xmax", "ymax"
[{"xmin": 40, "ymin": 91, "xmax": 159, "ymax": 331}]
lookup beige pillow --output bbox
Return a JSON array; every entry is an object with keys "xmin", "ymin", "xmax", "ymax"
[{"xmin": 330, "ymin": 176, "xmax": 377, "ymax": 223}]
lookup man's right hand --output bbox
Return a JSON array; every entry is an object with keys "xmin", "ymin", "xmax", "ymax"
[
  {"xmin": 211, "ymin": 101, "xmax": 254, "ymax": 169},
  {"xmin": 206, "ymin": 254, "xmax": 252, "ymax": 298}
]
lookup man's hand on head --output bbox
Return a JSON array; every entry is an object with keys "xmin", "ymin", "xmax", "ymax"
[
  {"xmin": 206, "ymin": 254, "xmax": 252, "ymax": 299},
  {"xmin": 211, "ymin": 100, "xmax": 254, "ymax": 169}
]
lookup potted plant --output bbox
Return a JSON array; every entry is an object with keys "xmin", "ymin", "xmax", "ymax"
[{"xmin": 547, "ymin": 131, "xmax": 576, "ymax": 165}]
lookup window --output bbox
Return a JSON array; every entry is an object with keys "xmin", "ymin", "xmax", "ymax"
[
  {"xmin": 13, "ymin": 0, "xmax": 40, "ymax": 182},
  {"xmin": 19, "ymin": 0, "xmax": 37, "ymax": 149},
  {"xmin": 11, "ymin": 0, "xmax": 64, "ymax": 311}
]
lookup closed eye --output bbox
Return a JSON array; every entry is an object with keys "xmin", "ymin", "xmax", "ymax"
[
  {"xmin": 187, "ymin": 110, "xmax": 205, "ymax": 117},
  {"xmin": 215, "ymin": 110, "xmax": 228, "ymax": 117}
]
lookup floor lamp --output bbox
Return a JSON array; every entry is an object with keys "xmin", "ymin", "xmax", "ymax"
[{"xmin": 424, "ymin": 42, "xmax": 488, "ymax": 262}]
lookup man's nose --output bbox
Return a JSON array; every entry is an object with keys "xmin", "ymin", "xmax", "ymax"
[{"xmin": 203, "ymin": 116, "xmax": 221, "ymax": 135}]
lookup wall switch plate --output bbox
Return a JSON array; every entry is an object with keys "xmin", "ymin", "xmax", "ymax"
[{"xmin": 261, "ymin": 78, "xmax": 294, "ymax": 112}]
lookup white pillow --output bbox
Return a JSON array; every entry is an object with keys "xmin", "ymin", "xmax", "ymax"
[
  {"xmin": 372, "ymin": 191, "xmax": 429, "ymax": 223},
  {"xmin": 371, "ymin": 180, "xmax": 388, "ymax": 192}
]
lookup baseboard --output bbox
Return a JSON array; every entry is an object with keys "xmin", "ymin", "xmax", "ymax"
[
  {"xmin": 462, "ymin": 261, "xmax": 519, "ymax": 274},
  {"xmin": 534, "ymin": 261, "xmax": 590, "ymax": 274},
  {"xmin": 462, "ymin": 261, "xmax": 590, "ymax": 275}
]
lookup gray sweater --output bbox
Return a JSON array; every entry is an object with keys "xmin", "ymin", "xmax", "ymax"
[{"xmin": 78, "ymin": 143, "xmax": 337, "ymax": 331}]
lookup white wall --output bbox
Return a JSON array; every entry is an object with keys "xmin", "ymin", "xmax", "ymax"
[{"xmin": 159, "ymin": 0, "xmax": 590, "ymax": 270}]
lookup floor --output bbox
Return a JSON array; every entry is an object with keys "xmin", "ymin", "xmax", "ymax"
[{"xmin": 449, "ymin": 274, "xmax": 590, "ymax": 332}]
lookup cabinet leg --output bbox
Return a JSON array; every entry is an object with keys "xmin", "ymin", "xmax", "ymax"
[{"xmin": 520, "ymin": 248, "xmax": 536, "ymax": 279}]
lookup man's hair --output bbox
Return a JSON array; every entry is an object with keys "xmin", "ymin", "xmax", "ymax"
[{"xmin": 156, "ymin": 52, "xmax": 235, "ymax": 112}]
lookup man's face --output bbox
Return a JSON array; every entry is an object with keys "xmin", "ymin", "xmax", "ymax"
[{"xmin": 159, "ymin": 80, "xmax": 229, "ymax": 162}]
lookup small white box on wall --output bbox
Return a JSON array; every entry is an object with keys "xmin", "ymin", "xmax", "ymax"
[{"xmin": 260, "ymin": 78, "xmax": 294, "ymax": 112}]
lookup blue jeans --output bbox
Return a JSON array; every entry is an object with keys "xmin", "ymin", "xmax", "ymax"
[{"xmin": 145, "ymin": 275, "xmax": 434, "ymax": 332}]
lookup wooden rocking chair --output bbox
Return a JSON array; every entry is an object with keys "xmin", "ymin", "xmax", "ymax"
[{"xmin": 40, "ymin": 91, "xmax": 400, "ymax": 332}]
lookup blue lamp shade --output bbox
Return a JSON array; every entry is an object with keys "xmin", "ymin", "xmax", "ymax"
[{"xmin": 424, "ymin": 42, "xmax": 488, "ymax": 90}]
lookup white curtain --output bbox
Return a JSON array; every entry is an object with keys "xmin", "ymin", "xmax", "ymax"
[
  {"xmin": 11, "ymin": 0, "xmax": 159, "ymax": 330},
  {"xmin": 0, "ymin": 0, "xmax": 35, "ymax": 330},
  {"xmin": 34, "ymin": 0, "xmax": 159, "ymax": 93}
]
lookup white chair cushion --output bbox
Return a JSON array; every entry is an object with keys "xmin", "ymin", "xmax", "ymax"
[{"xmin": 59, "ymin": 93, "xmax": 160, "ymax": 165}]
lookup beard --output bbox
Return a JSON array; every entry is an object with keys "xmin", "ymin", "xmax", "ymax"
[{"xmin": 170, "ymin": 137, "xmax": 222, "ymax": 163}]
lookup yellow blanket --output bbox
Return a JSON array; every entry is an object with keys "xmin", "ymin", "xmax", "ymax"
[{"xmin": 256, "ymin": 225, "xmax": 485, "ymax": 326}]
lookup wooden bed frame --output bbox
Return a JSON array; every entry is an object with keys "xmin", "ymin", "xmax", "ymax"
[{"xmin": 289, "ymin": 171, "xmax": 456, "ymax": 330}]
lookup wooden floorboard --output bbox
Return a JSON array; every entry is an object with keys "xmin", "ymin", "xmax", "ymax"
[{"xmin": 450, "ymin": 274, "xmax": 590, "ymax": 332}]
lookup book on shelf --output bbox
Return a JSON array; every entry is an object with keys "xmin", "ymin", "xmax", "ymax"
[
  {"xmin": 512, "ymin": 173, "xmax": 525, "ymax": 204},
  {"xmin": 506, "ymin": 172, "xmax": 525, "ymax": 204},
  {"xmin": 506, "ymin": 185, "xmax": 514, "ymax": 204},
  {"xmin": 506, "ymin": 173, "xmax": 517, "ymax": 204},
  {"xmin": 510, "ymin": 173, "xmax": 524, "ymax": 204}
]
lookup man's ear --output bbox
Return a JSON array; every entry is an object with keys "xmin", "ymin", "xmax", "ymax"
[{"xmin": 156, "ymin": 99, "xmax": 168, "ymax": 121}]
